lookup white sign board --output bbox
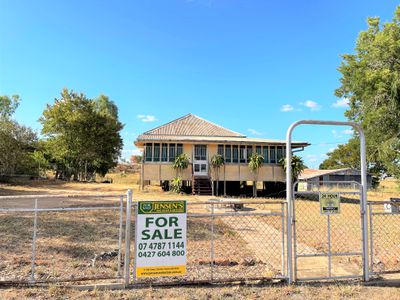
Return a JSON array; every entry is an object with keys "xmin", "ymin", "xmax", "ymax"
[{"xmin": 135, "ymin": 200, "xmax": 187, "ymax": 277}]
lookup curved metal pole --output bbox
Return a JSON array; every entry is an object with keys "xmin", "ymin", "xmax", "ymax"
[{"xmin": 286, "ymin": 120, "xmax": 368, "ymax": 283}]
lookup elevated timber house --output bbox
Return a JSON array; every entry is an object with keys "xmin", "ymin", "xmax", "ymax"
[{"xmin": 134, "ymin": 114, "xmax": 309, "ymax": 196}]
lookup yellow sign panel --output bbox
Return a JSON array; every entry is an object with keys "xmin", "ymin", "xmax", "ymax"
[
  {"xmin": 320, "ymin": 192, "xmax": 340, "ymax": 215},
  {"xmin": 136, "ymin": 265, "xmax": 186, "ymax": 277}
]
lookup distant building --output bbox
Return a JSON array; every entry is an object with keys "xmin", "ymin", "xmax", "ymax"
[
  {"xmin": 298, "ymin": 168, "xmax": 372, "ymax": 190},
  {"xmin": 134, "ymin": 113, "xmax": 309, "ymax": 196}
]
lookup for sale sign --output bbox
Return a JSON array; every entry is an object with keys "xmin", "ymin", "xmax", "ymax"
[
  {"xmin": 135, "ymin": 200, "xmax": 187, "ymax": 278},
  {"xmin": 320, "ymin": 192, "xmax": 340, "ymax": 215}
]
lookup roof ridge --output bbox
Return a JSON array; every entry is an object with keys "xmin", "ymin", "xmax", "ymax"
[
  {"xmin": 142, "ymin": 113, "xmax": 246, "ymax": 137},
  {"xmin": 142, "ymin": 113, "xmax": 192, "ymax": 135},
  {"xmin": 189, "ymin": 113, "xmax": 245, "ymax": 137}
]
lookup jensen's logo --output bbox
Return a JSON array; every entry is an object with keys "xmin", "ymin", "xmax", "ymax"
[{"xmin": 141, "ymin": 203, "xmax": 153, "ymax": 213}]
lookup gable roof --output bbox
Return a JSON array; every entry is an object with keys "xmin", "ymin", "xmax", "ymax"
[{"xmin": 141, "ymin": 113, "xmax": 245, "ymax": 137}]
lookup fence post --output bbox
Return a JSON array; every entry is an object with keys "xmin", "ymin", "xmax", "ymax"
[
  {"xmin": 117, "ymin": 195, "xmax": 124, "ymax": 277},
  {"xmin": 124, "ymin": 189, "xmax": 133, "ymax": 287},
  {"xmin": 30, "ymin": 198, "xmax": 38, "ymax": 282},
  {"xmin": 210, "ymin": 203, "xmax": 215, "ymax": 282}
]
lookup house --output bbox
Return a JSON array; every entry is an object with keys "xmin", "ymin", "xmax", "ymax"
[
  {"xmin": 298, "ymin": 168, "xmax": 373, "ymax": 191},
  {"xmin": 134, "ymin": 114, "xmax": 309, "ymax": 196}
]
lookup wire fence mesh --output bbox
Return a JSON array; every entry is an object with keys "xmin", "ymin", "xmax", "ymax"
[
  {"xmin": 0, "ymin": 194, "xmax": 125, "ymax": 284},
  {"xmin": 293, "ymin": 181, "xmax": 364, "ymax": 280},
  {"xmin": 369, "ymin": 201, "xmax": 400, "ymax": 275},
  {"xmin": 131, "ymin": 201, "xmax": 287, "ymax": 285}
]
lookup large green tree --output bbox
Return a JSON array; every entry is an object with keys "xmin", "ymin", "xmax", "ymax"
[
  {"xmin": 335, "ymin": 7, "xmax": 400, "ymax": 179},
  {"xmin": 40, "ymin": 89, "xmax": 123, "ymax": 180},
  {"xmin": 0, "ymin": 95, "xmax": 38, "ymax": 176}
]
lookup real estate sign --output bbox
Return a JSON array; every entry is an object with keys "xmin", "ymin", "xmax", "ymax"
[
  {"xmin": 135, "ymin": 200, "xmax": 187, "ymax": 278},
  {"xmin": 320, "ymin": 192, "xmax": 340, "ymax": 215}
]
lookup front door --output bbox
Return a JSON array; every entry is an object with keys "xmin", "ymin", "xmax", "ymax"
[{"xmin": 193, "ymin": 145, "xmax": 208, "ymax": 176}]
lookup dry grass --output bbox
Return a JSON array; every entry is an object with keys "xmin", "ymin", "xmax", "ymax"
[{"xmin": 0, "ymin": 176, "xmax": 400, "ymax": 299}]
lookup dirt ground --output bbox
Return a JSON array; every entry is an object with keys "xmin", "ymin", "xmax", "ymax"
[{"xmin": 0, "ymin": 174, "xmax": 400, "ymax": 299}]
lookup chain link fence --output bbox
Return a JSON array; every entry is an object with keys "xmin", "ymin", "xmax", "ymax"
[
  {"xmin": 293, "ymin": 181, "xmax": 364, "ymax": 281},
  {"xmin": 368, "ymin": 201, "xmax": 400, "ymax": 275},
  {"xmin": 0, "ymin": 194, "xmax": 126, "ymax": 285},
  {"xmin": 130, "ymin": 200, "xmax": 287, "ymax": 285}
]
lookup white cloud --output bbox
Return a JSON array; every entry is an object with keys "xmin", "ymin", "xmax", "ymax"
[
  {"xmin": 280, "ymin": 104, "xmax": 294, "ymax": 112},
  {"xmin": 306, "ymin": 154, "xmax": 318, "ymax": 163},
  {"xmin": 332, "ymin": 98, "xmax": 349, "ymax": 108},
  {"xmin": 137, "ymin": 115, "xmax": 157, "ymax": 122},
  {"xmin": 332, "ymin": 129, "xmax": 342, "ymax": 138},
  {"xmin": 342, "ymin": 129, "xmax": 353, "ymax": 135},
  {"xmin": 247, "ymin": 128, "xmax": 263, "ymax": 136},
  {"xmin": 301, "ymin": 100, "xmax": 321, "ymax": 111}
]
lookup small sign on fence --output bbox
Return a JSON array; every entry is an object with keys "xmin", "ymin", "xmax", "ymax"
[
  {"xmin": 320, "ymin": 192, "xmax": 340, "ymax": 215},
  {"xmin": 135, "ymin": 200, "xmax": 187, "ymax": 278}
]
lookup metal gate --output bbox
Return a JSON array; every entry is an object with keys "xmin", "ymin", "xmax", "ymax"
[
  {"xmin": 285, "ymin": 120, "xmax": 369, "ymax": 283},
  {"xmin": 293, "ymin": 181, "xmax": 364, "ymax": 281}
]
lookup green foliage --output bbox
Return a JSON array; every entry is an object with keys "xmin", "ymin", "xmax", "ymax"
[
  {"xmin": 170, "ymin": 176, "xmax": 182, "ymax": 193},
  {"xmin": 248, "ymin": 153, "xmax": 264, "ymax": 172},
  {"xmin": 211, "ymin": 154, "xmax": 225, "ymax": 196},
  {"xmin": 248, "ymin": 153, "xmax": 264, "ymax": 197},
  {"xmin": 0, "ymin": 95, "xmax": 20, "ymax": 120},
  {"xmin": 335, "ymin": 6, "xmax": 400, "ymax": 179},
  {"xmin": 40, "ymin": 88, "xmax": 123, "ymax": 180},
  {"xmin": 319, "ymin": 138, "xmax": 361, "ymax": 170},
  {"xmin": 0, "ymin": 96, "xmax": 38, "ymax": 176},
  {"xmin": 130, "ymin": 155, "xmax": 142, "ymax": 164},
  {"xmin": 172, "ymin": 153, "xmax": 189, "ymax": 176},
  {"xmin": 279, "ymin": 155, "xmax": 306, "ymax": 182}
]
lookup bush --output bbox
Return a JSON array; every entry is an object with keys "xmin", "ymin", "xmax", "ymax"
[{"xmin": 170, "ymin": 177, "xmax": 182, "ymax": 193}]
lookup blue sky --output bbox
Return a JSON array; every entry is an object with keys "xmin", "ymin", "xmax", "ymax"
[{"xmin": 0, "ymin": 0, "xmax": 397, "ymax": 167}]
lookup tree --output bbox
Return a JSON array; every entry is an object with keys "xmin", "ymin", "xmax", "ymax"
[
  {"xmin": 319, "ymin": 138, "xmax": 361, "ymax": 170},
  {"xmin": 40, "ymin": 89, "xmax": 123, "ymax": 180},
  {"xmin": 172, "ymin": 153, "xmax": 190, "ymax": 178},
  {"xmin": 211, "ymin": 154, "xmax": 225, "ymax": 196},
  {"xmin": 279, "ymin": 155, "xmax": 306, "ymax": 183},
  {"xmin": 335, "ymin": 6, "xmax": 400, "ymax": 179},
  {"xmin": 248, "ymin": 153, "xmax": 264, "ymax": 197},
  {"xmin": 0, "ymin": 95, "xmax": 38, "ymax": 177},
  {"xmin": 0, "ymin": 95, "xmax": 20, "ymax": 120},
  {"xmin": 320, "ymin": 137, "xmax": 384, "ymax": 187}
]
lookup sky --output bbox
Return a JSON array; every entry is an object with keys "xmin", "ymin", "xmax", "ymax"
[{"xmin": 0, "ymin": 0, "xmax": 398, "ymax": 168}]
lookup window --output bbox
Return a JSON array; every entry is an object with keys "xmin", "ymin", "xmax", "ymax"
[
  {"xmin": 232, "ymin": 145, "xmax": 239, "ymax": 163},
  {"xmin": 240, "ymin": 145, "xmax": 246, "ymax": 163},
  {"xmin": 270, "ymin": 146, "xmax": 276, "ymax": 163},
  {"xmin": 247, "ymin": 146, "xmax": 253, "ymax": 160},
  {"xmin": 169, "ymin": 144, "xmax": 176, "ymax": 162},
  {"xmin": 263, "ymin": 146, "xmax": 269, "ymax": 163},
  {"xmin": 218, "ymin": 144, "xmax": 224, "ymax": 156},
  {"xmin": 195, "ymin": 145, "xmax": 206, "ymax": 160},
  {"xmin": 276, "ymin": 146, "xmax": 284, "ymax": 162},
  {"xmin": 153, "ymin": 143, "xmax": 160, "ymax": 162},
  {"xmin": 145, "ymin": 143, "xmax": 152, "ymax": 162},
  {"xmin": 176, "ymin": 144, "xmax": 183, "ymax": 156},
  {"xmin": 256, "ymin": 146, "xmax": 262, "ymax": 155},
  {"xmin": 161, "ymin": 143, "xmax": 168, "ymax": 162},
  {"xmin": 225, "ymin": 145, "xmax": 232, "ymax": 163}
]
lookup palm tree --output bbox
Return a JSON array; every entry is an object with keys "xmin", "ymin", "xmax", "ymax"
[
  {"xmin": 211, "ymin": 154, "xmax": 225, "ymax": 196},
  {"xmin": 171, "ymin": 153, "xmax": 190, "ymax": 193},
  {"xmin": 248, "ymin": 153, "xmax": 264, "ymax": 197},
  {"xmin": 279, "ymin": 155, "xmax": 306, "ymax": 183},
  {"xmin": 172, "ymin": 153, "xmax": 190, "ymax": 177}
]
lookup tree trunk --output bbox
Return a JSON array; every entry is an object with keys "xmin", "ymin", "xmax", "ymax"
[{"xmin": 253, "ymin": 181, "xmax": 257, "ymax": 197}]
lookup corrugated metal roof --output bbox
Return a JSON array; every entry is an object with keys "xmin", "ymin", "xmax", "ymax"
[
  {"xmin": 135, "ymin": 134, "xmax": 308, "ymax": 147},
  {"xmin": 135, "ymin": 113, "xmax": 309, "ymax": 147},
  {"xmin": 142, "ymin": 114, "xmax": 245, "ymax": 137},
  {"xmin": 299, "ymin": 168, "xmax": 353, "ymax": 180}
]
